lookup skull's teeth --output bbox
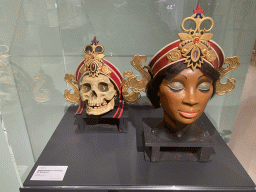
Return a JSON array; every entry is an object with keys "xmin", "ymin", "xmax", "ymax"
[
  {"xmin": 102, "ymin": 100, "xmax": 107, "ymax": 106},
  {"xmin": 87, "ymin": 100, "xmax": 107, "ymax": 108}
]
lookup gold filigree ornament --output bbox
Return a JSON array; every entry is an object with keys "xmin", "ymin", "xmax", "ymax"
[
  {"xmin": 167, "ymin": 48, "xmax": 181, "ymax": 62},
  {"xmin": 122, "ymin": 55, "xmax": 151, "ymax": 104},
  {"xmin": 64, "ymin": 73, "xmax": 80, "ymax": 104},
  {"xmin": 79, "ymin": 44, "xmax": 105, "ymax": 78},
  {"xmin": 102, "ymin": 65, "xmax": 112, "ymax": 75},
  {"xmin": 177, "ymin": 4, "xmax": 215, "ymax": 70},
  {"xmin": 216, "ymin": 56, "xmax": 240, "ymax": 95},
  {"xmin": 206, "ymin": 49, "xmax": 216, "ymax": 62}
]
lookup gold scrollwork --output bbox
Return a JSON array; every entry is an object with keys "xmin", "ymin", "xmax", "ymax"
[
  {"xmin": 167, "ymin": 49, "xmax": 181, "ymax": 62},
  {"xmin": 122, "ymin": 55, "xmax": 151, "ymax": 104},
  {"xmin": 64, "ymin": 73, "xmax": 80, "ymax": 104},
  {"xmin": 216, "ymin": 56, "xmax": 240, "ymax": 95},
  {"xmin": 122, "ymin": 77, "xmax": 141, "ymax": 104}
]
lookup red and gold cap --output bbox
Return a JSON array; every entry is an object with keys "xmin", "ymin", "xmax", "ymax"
[{"xmin": 148, "ymin": 3, "xmax": 225, "ymax": 77}]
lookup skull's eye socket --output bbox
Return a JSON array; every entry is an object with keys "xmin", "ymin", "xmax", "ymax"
[
  {"xmin": 98, "ymin": 82, "xmax": 109, "ymax": 92},
  {"xmin": 95, "ymin": 46, "xmax": 103, "ymax": 53},
  {"xmin": 85, "ymin": 46, "xmax": 93, "ymax": 53},
  {"xmin": 82, "ymin": 83, "xmax": 91, "ymax": 92}
]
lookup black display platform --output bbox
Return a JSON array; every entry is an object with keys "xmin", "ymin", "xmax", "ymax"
[
  {"xmin": 21, "ymin": 100, "xmax": 256, "ymax": 192},
  {"xmin": 74, "ymin": 101, "xmax": 128, "ymax": 133},
  {"xmin": 143, "ymin": 118, "xmax": 215, "ymax": 162}
]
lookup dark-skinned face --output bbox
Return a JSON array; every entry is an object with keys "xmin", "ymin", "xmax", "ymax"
[{"xmin": 158, "ymin": 68, "xmax": 213, "ymax": 128}]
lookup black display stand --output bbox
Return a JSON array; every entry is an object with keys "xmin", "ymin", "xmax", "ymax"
[
  {"xmin": 143, "ymin": 118, "xmax": 215, "ymax": 162},
  {"xmin": 75, "ymin": 101, "xmax": 128, "ymax": 133},
  {"xmin": 20, "ymin": 98, "xmax": 256, "ymax": 192}
]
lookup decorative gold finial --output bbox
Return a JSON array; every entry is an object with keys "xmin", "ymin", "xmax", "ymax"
[
  {"xmin": 173, "ymin": 3, "xmax": 215, "ymax": 70},
  {"xmin": 80, "ymin": 36, "xmax": 105, "ymax": 77}
]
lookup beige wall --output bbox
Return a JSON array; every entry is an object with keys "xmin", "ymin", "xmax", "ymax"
[{"xmin": 229, "ymin": 40, "xmax": 256, "ymax": 184}]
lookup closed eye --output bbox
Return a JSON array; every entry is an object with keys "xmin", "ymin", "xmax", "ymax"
[
  {"xmin": 167, "ymin": 83, "xmax": 184, "ymax": 92},
  {"xmin": 198, "ymin": 82, "xmax": 211, "ymax": 93}
]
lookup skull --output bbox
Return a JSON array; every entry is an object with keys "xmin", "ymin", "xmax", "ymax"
[{"xmin": 79, "ymin": 74, "xmax": 117, "ymax": 115}]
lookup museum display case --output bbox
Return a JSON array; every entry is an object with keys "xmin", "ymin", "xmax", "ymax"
[{"xmin": 1, "ymin": 0, "xmax": 256, "ymax": 191}]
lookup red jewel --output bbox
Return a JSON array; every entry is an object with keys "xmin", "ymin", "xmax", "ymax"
[
  {"xmin": 194, "ymin": 38, "xmax": 199, "ymax": 43},
  {"xmin": 91, "ymin": 64, "xmax": 95, "ymax": 71}
]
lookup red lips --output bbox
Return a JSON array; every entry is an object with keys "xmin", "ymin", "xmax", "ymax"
[{"xmin": 179, "ymin": 111, "xmax": 198, "ymax": 118}]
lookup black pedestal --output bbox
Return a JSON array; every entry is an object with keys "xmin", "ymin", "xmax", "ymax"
[
  {"xmin": 20, "ymin": 103, "xmax": 256, "ymax": 192},
  {"xmin": 143, "ymin": 118, "xmax": 215, "ymax": 162},
  {"xmin": 75, "ymin": 101, "xmax": 128, "ymax": 133}
]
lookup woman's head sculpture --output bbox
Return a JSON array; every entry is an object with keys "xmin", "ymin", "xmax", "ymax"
[
  {"xmin": 147, "ymin": 61, "xmax": 219, "ymax": 127},
  {"xmin": 122, "ymin": 3, "xmax": 240, "ymax": 128},
  {"xmin": 64, "ymin": 37, "xmax": 124, "ymax": 117}
]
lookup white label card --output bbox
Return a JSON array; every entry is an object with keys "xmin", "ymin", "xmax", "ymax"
[{"xmin": 30, "ymin": 166, "xmax": 68, "ymax": 181}]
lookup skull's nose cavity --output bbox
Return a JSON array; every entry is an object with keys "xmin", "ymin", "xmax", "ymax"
[{"xmin": 92, "ymin": 90, "xmax": 97, "ymax": 98}]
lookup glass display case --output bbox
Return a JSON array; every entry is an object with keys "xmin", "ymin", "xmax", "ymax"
[{"xmin": 1, "ymin": 0, "xmax": 256, "ymax": 191}]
